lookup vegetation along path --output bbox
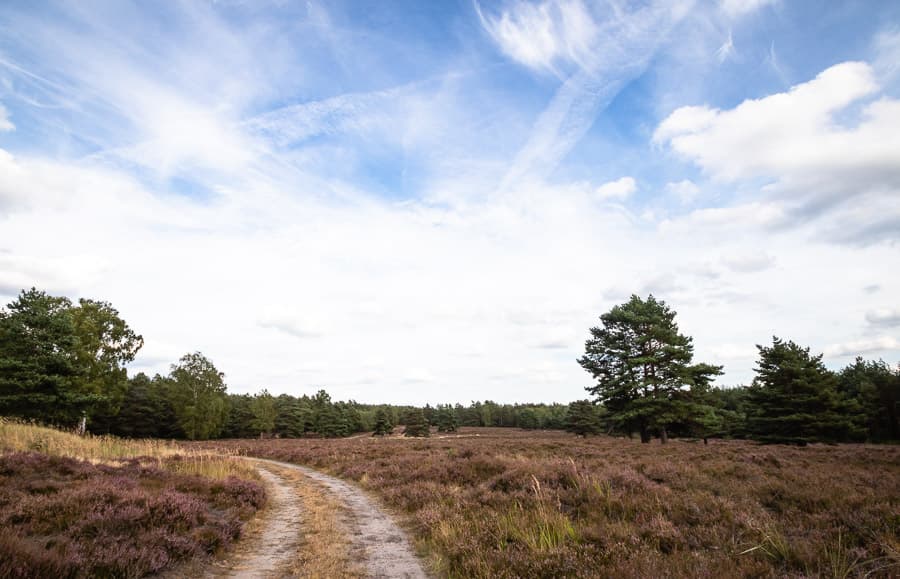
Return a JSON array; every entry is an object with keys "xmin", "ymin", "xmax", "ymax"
[{"xmin": 229, "ymin": 458, "xmax": 428, "ymax": 579}]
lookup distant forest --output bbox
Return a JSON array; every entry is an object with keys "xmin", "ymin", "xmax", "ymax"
[{"xmin": 0, "ymin": 288, "xmax": 897, "ymax": 444}]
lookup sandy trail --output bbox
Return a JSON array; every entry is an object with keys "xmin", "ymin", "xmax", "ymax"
[
  {"xmin": 213, "ymin": 465, "xmax": 304, "ymax": 578},
  {"xmin": 251, "ymin": 458, "xmax": 428, "ymax": 579}
]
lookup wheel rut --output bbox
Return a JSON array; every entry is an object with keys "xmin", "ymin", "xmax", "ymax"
[{"xmin": 249, "ymin": 458, "xmax": 428, "ymax": 579}]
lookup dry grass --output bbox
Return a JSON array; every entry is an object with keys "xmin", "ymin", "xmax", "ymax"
[
  {"xmin": 0, "ymin": 418, "xmax": 256, "ymax": 481},
  {"xmin": 0, "ymin": 421, "xmax": 266, "ymax": 578},
  {"xmin": 203, "ymin": 428, "xmax": 900, "ymax": 578},
  {"xmin": 268, "ymin": 463, "xmax": 365, "ymax": 579}
]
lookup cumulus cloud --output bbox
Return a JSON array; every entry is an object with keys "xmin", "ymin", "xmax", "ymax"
[
  {"xmin": 654, "ymin": 61, "xmax": 900, "ymax": 245},
  {"xmin": 595, "ymin": 176, "xmax": 636, "ymax": 200}
]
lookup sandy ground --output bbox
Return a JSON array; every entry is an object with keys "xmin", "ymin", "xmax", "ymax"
[
  {"xmin": 250, "ymin": 458, "xmax": 428, "ymax": 579},
  {"xmin": 200, "ymin": 464, "xmax": 303, "ymax": 578},
  {"xmin": 194, "ymin": 458, "xmax": 428, "ymax": 579}
]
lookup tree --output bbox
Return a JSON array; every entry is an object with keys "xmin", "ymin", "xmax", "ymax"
[
  {"xmin": 517, "ymin": 407, "xmax": 540, "ymax": 429},
  {"xmin": 90, "ymin": 373, "xmax": 181, "ymax": 438},
  {"xmin": 0, "ymin": 289, "xmax": 143, "ymax": 428},
  {"xmin": 746, "ymin": 337, "xmax": 866, "ymax": 444},
  {"xmin": 838, "ymin": 358, "xmax": 900, "ymax": 441},
  {"xmin": 578, "ymin": 294, "xmax": 722, "ymax": 443},
  {"xmin": 372, "ymin": 407, "xmax": 393, "ymax": 436},
  {"xmin": 435, "ymin": 404, "xmax": 458, "ymax": 432},
  {"xmin": 70, "ymin": 299, "xmax": 143, "ymax": 418},
  {"xmin": 273, "ymin": 394, "xmax": 309, "ymax": 438},
  {"xmin": 0, "ymin": 289, "xmax": 80, "ymax": 424},
  {"xmin": 565, "ymin": 400, "xmax": 602, "ymax": 437},
  {"xmin": 168, "ymin": 352, "xmax": 229, "ymax": 440},
  {"xmin": 403, "ymin": 408, "xmax": 429, "ymax": 437},
  {"xmin": 250, "ymin": 389, "xmax": 277, "ymax": 437}
]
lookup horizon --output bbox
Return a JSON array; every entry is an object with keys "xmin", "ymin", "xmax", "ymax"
[{"xmin": 1, "ymin": 0, "xmax": 898, "ymax": 405}]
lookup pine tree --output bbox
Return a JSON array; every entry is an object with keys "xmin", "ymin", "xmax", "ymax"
[
  {"xmin": 372, "ymin": 407, "xmax": 393, "ymax": 436},
  {"xmin": 403, "ymin": 408, "xmax": 429, "ymax": 437},
  {"xmin": 747, "ymin": 337, "xmax": 866, "ymax": 444},
  {"xmin": 565, "ymin": 400, "xmax": 601, "ymax": 437},
  {"xmin": 838, "ymin": 358, "xmax": 900, "ymax": 441},
  {"xmin": 435, "ymin": 404, "xmax": 458, "ymax": 432},
  {"xmin": 578, "ymin": 294, "xmax": 722, "ymax": 443}
]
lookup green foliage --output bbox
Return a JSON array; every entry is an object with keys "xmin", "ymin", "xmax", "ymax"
[
  {"xmin": 70, "ymin": 299, "xmax": 143, "ymax": 416},
  {"xmin": 435, "ymin": 404, "xmax": 458, "ymax": 432},
  {"xmin": 89, "ymin": 373, "xmax": 181, "ymax": 438},
  {"xmin": 0, "ymin": 289, "xmax": 142, "ymax": 427},
  {"xmin": 222, "ymin": 394, "xmax": 255, "ymax": 438},
  {"xmin": 838, "ymin": 357, "xmax": 900, "ymax": 441},
  {"xmin": 168, "ymin": 352, "xmax": 229, "ymax": 440},
  {"xmin": 372, "ymin": 407, "xmax": 393, "ymax": 436},
  {"xmin": 250, "ymin": 389, "xmax": 277, "ymax": 436},
  {"xmin": 403, "ymin": 407, "xmax": 430, "ymax": 437},
  {"xmin": 578, "ymin": 294, "xmax": 722, "ymax": 443},
  {"xmin": 565, "ymin": 400, "xmax": 602, "ymax": 437},
  {"xmin": 273, "ymin": 394, "xmax": 310, "ymax": 438},
  {"xmin": 747, "ymin": 338, "xmax": 867, "ymax": 444}
]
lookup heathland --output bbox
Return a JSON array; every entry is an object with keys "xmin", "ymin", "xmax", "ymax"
[
  {"xmin": 0, "ymin": 421, "xmax": 265, "ymax": 578},
  {"xmin": 203, "ymin": 428, "xmax": 900, "ymax": 579}
]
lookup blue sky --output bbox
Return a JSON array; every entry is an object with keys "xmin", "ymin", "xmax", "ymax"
[{"xmin": 0, "ymin": 0, "xmax": 898, "ymax": 404}]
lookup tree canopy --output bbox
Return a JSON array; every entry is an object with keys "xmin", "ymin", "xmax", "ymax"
[
  {"xmin": 0, "ymin": 289, "xmax": 142, "ymax": 426},
  {"xmin": 747, "ymin": 337, "xmax": 866, "ymax": 444},
  {"xmin": 168, "ymin": 352, "xmax": 229, "ymax": 440},
  {"xmin": 578, "ymin": 294, "xmax": 722, "ymax": 443}
]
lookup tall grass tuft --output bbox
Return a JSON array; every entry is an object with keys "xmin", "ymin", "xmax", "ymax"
[{"xmin": 0, "ymin": 418, "xmax": 255, "ymax": 480}]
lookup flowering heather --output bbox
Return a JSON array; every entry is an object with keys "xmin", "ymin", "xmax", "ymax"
[
  {"xmin": 203, "ymin": 429, "xmax": 900, "ymax": 578},
  {"xmin": 0, "ymin": 452, "xmax": 265, "ymax": 578}
]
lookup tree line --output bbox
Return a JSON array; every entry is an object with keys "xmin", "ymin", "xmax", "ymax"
[
  {"xmin": 573, "ymin": 294, "xmax": 899, "ymax": 444},
  {"xmin": 1, "ymin": 288, "xmax": 897, "ymax": 444}
]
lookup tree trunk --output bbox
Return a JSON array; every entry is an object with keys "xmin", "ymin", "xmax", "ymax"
[
  {"xmin": 660, "ymin": 426, "xmax": 668, "ymax": 444},
  {"xmin": 640, "ymin": 424, "xmax": 651, "ymax": 443}
]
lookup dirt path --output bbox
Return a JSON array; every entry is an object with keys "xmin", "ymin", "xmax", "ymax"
[
  {"xmin": 251, "ymin": 458, "xmax": 428, "ymax": 579},
  {"xmin": 210, "ymin": 465, "xmax": 304, "ymax": 578}
]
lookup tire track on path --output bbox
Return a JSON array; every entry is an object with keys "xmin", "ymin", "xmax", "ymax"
[{"xmin": 250, "ymin": 458, "xmax": 428, "ymax": 579}]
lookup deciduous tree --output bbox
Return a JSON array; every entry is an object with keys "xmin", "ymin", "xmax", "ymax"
[{"xmin": 168, "ymin": 352, "xmax": 228, "ymax": 440}]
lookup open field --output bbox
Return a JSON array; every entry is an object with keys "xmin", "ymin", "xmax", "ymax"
[
  {"xmin": 0, "ymin": 422, "xmax": 266, "ymax": 578},
  {"xmin": 202, "ymin": 428, "xmax": 900, "ymax": 578}
]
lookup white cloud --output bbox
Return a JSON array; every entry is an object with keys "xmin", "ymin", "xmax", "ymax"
[
  {"xmin": 653, "ymin": 62, "xmax": 882, "ymax": 180},
  {"xmin": 720, "ymin": 0, "xmax": 778, "ymax": 19},
  {"xmin": 476, "ymin": 0, "xmax": 599, "ymax": 74},
  {"xmin": 654, "ymin": 61, "xmax": 900, "ymax": 245},
  {"xmin": 660, "ymin": 202, "xmax": 786, "ymax": 233},
  {"xmin": 866, "ymin": 309, "xmax": 900, "ymax": 328},
  {"xmin": 665, "ymin": 179, "xmax": 700, "ymax": 204},
  {"xmin": 496, "ymin": 0, "xmax": 695, "ymax": 190},
  {"xmin": 715, "ymin": 30, "xmax": 735, "ymax": 63},
  {"xmin": 1, "ymin": 2, "xmax": 898, "ymax": 405},
  {"xmin": 824, "ymin": 336, "xmax": 900, "ymax": 358},
  {"xmin": 595, "ymin": 176, "xmax": 636, "ymax": 200},
  {"xmin": 0, "ymin": 103, "xmax": 13, "ymax": 132},
  {"xmin": 721, "ymin": 252, "xmax": 776, "ymax": 273}
]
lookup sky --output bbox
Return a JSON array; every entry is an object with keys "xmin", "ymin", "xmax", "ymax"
[{"xmin": 0, "ymin": 0, "xmax": 898, "ymax": 405}]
